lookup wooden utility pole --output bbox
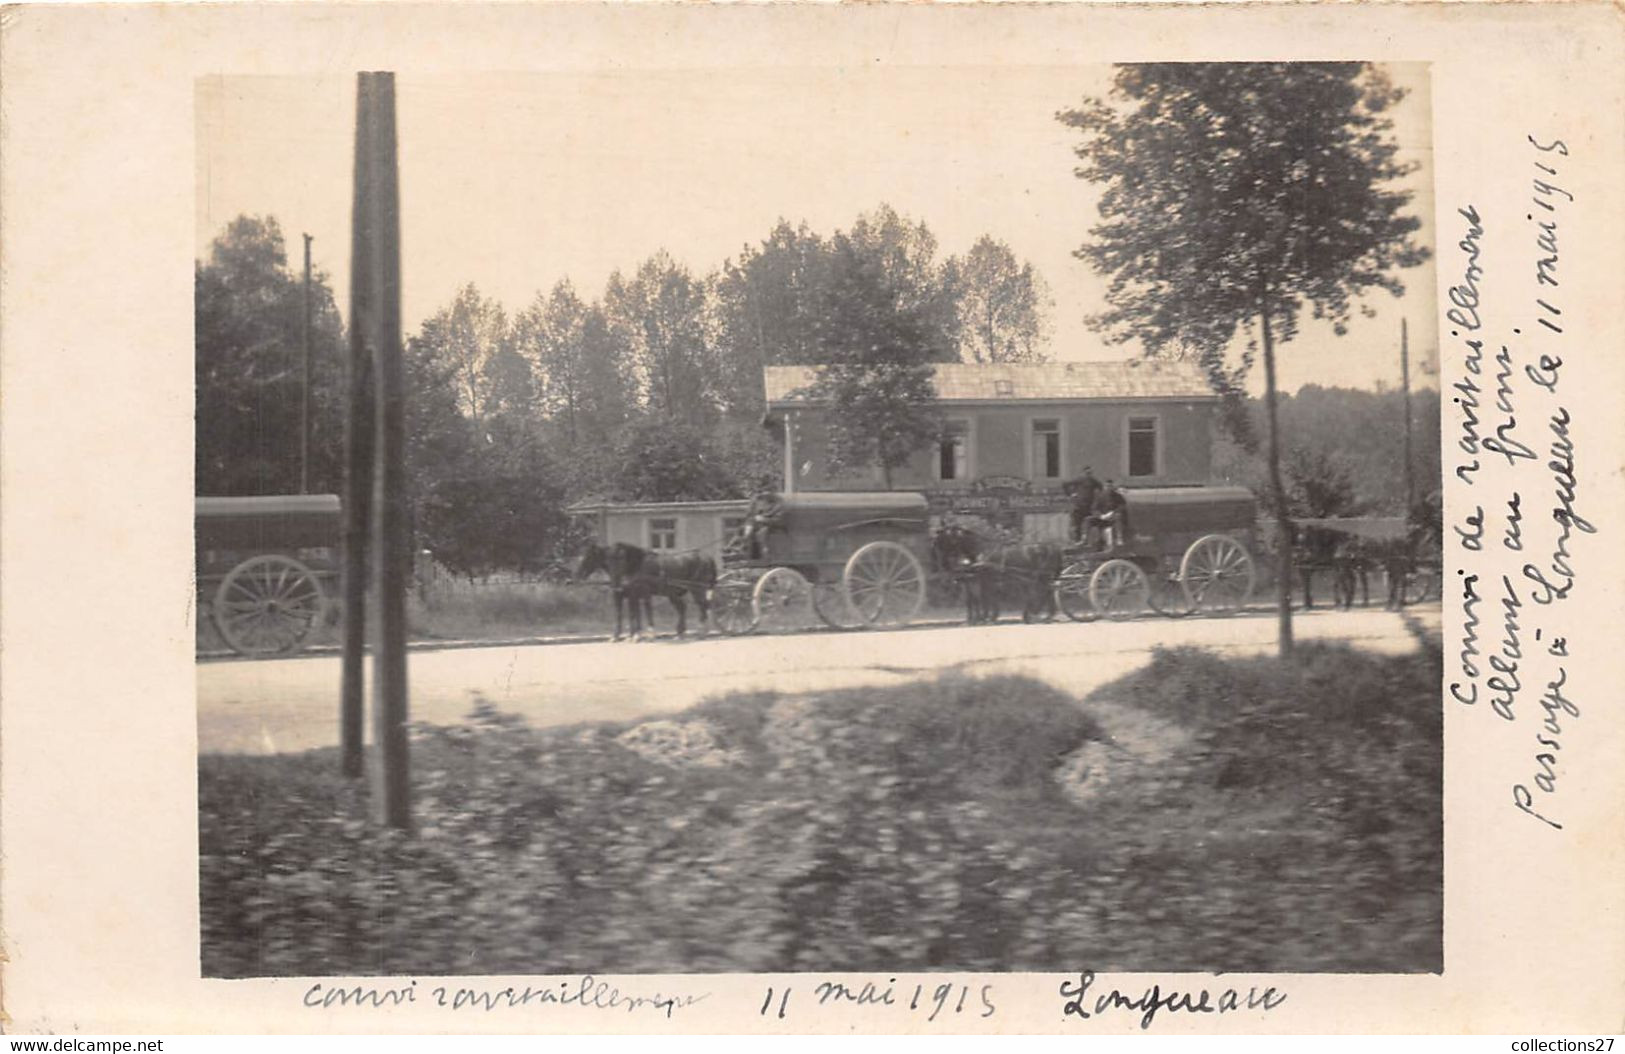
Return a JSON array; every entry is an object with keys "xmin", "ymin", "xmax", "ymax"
[
  {"xmin": 1401, "ymin": 317, "xmax": 1414, "ymax": 513},
  {"xmin": 340, "ymin": 235, "xmax": 373, "ymax": 780},
  {"xmin": 300, "ymin": 233, "xmax": 314, "ymax": 494},
  {"xmin": 352, "ymin": 72, "xmax": 411, "ymax": 830}
]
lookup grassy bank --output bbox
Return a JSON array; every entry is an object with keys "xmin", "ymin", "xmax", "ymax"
[{"xmin": 200, "ymin": 643, "xmax": 1441, "ymax": 976}]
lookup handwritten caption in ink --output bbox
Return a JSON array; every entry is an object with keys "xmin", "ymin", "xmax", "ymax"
[
  {"xmin": 302, "ymin": 976, "xmax": 708, "ymax": 1019},
  {"xmin": 759, "ymin": 978, "xmax": 996, "ymax": 1023},
  {"xmin": 1447, "ymin": 133, "xmax": 1594, "ymax": 832},
  {"xmin": 1058, "ymin": 971, "xmax": 1286, "ymax": 1031}
]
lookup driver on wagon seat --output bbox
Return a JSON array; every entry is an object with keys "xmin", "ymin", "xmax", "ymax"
[
  {"xmin": 743, "ymin": 481, "xmax": 784, "ymax": 560},
  {"xmin": 1093, "ymin": 480, "xmax": 1130, "ymax": 549}
]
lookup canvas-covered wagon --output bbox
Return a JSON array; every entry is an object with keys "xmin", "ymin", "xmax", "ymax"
[
  {"xmin": 196, "ymin": 494, "xmax": 341, "ymax": 656},
  {"xmin": 1054, "ymin": 485, "xmax": 1259, "ymax": 620},
  {"xmin": 712, "ymin": 491, "xmax": 932, "ymax": 634}
]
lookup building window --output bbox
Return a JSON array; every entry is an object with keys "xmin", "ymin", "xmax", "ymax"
[
  {"xmin": 1128, "ymin": 417, "xmax": 1159, "ymax": 478},
  {"xmin": 937, "ymin": 421, "xmax": 969, "ymax": 482},
  {"xmin": 648, "ymin": 517, "xmax": 678, "ymax": 550},
  {"xmin": 1032, "ymin": 419, "xmax": 1062, "ymax": 480}
]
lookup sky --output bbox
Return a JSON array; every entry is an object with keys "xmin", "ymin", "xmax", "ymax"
[{"xmin": 196, "ymin": 64, "xmax": 1437, "ymax": 395}]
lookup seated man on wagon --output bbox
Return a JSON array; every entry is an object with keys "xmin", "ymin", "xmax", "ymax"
[
  {"xmin": 742, "ymin": 482, "xmax": 785, "ymax": 561},
  {"xmin": 1063, "ymin": 466, "xmax": 1103, "ymax": 547},
  {"xmin": 1092, "ymin": 480, "xmax": 1131, "ymax": 550}
]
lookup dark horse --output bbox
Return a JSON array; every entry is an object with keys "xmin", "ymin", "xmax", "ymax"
[
  {"xmin": 576, "ymin": 541, "xmax": 716, "ymax": 640},
  {"xmin": 932, "ymin": 525, "xmax": 996, "ymax": 625},
  {"xmin": 932, "ymin": 527, "xmax": 1061, "ymax": 624}
]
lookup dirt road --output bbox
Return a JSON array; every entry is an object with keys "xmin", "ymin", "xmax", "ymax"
[{"xmin": 197, "ymin": 604, "xmax": 1440, "ymax": 755}]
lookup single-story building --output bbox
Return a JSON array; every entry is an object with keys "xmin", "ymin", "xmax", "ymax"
[
  {"xmin": 567, "ymin": 497, "xmax": 750, "ymax": 555},
  {"xmin": 762, "ymin": 360, "xmax": 1220, "ymax": 540}
]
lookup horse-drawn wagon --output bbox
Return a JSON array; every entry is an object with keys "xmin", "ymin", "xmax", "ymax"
[
  {"xmin": 196, "ymin": 494, "xmax": 341, "ymax": 656},
  {"xmin": 711, "ymin": 491, "xmax": 932, "ymax": 634},
  {"xmin": 1053, "ymin": 486, "xmax": 1259, "ymax": 621}
]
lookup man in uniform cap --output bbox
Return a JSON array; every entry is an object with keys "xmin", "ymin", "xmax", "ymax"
[
  {"xmin": 1093, "ymin": 479, "xmax": 1130, "ymax": 549},
  {"xmin": 1064, "ymin": 466, "xmax": 1102, "ymax": 547},
  {"xmin": 742, "ymin": 477, "xmax": 784, "ymax": 560}
]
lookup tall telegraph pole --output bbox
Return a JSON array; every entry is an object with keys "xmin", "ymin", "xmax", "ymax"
[
  {"xmin": 350, "ymin": 72, "xmax": 411, "ymax": 830},
  {"xmin": 300, "ymin": 233, "xmax": 314, "ymax": 494},
  {"xmin": 1401, "ymin": 317, "xmax": 1413, "ymax": 512}
]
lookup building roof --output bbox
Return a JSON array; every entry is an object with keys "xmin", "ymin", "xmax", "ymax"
[{"xmin": 763, "ymin": 361, "xmax": 1217, "ymax": 407}]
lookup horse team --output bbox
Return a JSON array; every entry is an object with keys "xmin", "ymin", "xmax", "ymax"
[
  {"xmin": 928, "ymin": 526, "xmax": 1063, "ymax": 625},
  {"xmin": 1294, "ymin": 525, "xmax": 1433, "ymax": 612},
  {"xmin": 575, "ymin": 527, "xmax": 1068, "ymax": 641},
  {"xmin": 576, "ymin": 541, "xmax": 715, "ymax": 641},
  {"xmin": 579, "ymin": 517, "xmax": 1436, "ymax": 641}
]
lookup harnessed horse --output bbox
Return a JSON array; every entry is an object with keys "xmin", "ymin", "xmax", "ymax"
[
  {"xmin": 931, "ymin": 528, "xmax": 1062, "ymax": 624},
  {"xmin": 932, "ymin": 525, "xmax": 996, "ymax": 625},
  {"xmin": 576, "ymin": 541, "xmax": 716, "ymax": 640},
  {"xmin": 1295, "ymin": 504, "xmax": 1442, "ymax": 611}
]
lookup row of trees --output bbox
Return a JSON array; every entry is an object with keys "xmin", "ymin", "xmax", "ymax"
[
  {"xmin": 196, "ymin": 207, "xmax": 1052, "ymax": 573},
  {"xmin": 1212, "ymin": 385, "xmax": 1442, "ymax": 520},
  {"xmin": 197, "ymin": 61, "xmax": 1431, "ymax": 649}
]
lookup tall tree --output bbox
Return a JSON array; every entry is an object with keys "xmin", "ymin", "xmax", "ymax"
[
  {"xmin": 1058, "ymin": 62, "xmax": 1427, "ymax": 655},
  {"xmin": 514, "ymin": 279, "xmax": 633, "ymax": 446},
  {"xmin": 945, "ymin": 235, "xmax": 1053, "ymax": 363},
  {"xmin": 844, "ymin": 204, "xmax": 960, "ymax": 364},
  {"xmin": 802, "ymin": 233, "xmax": 942, "ymax": 489},
  {"xmin": 605, "ymin": 252, "xmax": 720, "ymax": 428},
  {"xmin": 195, "ymin": 215, "xmax": 346, "ymax": 495},
  {"xmin": 415, "ymin": 284, "xmax": 515, "ymax": 431},
  {"xmin": 712, "ymin": 220, "xmax": 831, "ymax": 418}
]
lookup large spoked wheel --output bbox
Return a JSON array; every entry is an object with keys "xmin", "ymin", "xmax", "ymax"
[
  {"xmin": 1055, "ymin": 560, "xmax": 1098, "ymax": 622},
  {"xmin": 212, "ymin": 554, "xmax": 326, "ymax": 656},
  {"xmin": 711, "ymin": 569, "xmax": 760, "ymax": 636},
  {"xmin": 1089, "ymin": 558, "xmax": 1149, "ymax": 621},
  {"xmin": 811, "ymin": 581, "xmax": 865, "ymax": 630},
  {"xmin": 1180, "ymin": 533, "xmax": 1255, "ymax": 615},
  {"xmin": 753, "ymin": 566, "xmax": 813, "ymax": 632},
  {"xmin": 842, "ymin": 541, "xmax": 926, "ymax": 627}
]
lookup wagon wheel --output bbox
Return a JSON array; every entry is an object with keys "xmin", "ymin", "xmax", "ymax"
[
  {"xmin": 1089, "ymin": 558, "xmax": 1149, "ymax": 621},
  {"xmin": 1147, "ymin": 568, "xmax": 1195, "ymax": 618},
  {"xmin": 1180, "ymin": 533, "xmax": 1255, "ymax": 615},
  {"xmin": 842, "ymin": 541, "xmax": 926, "ymax": 627},
  {"xmin": 711, "ymin": 569, "xmax": 760, "ymax": 636},
  {"xmin": 811, "ymin": 581, "xmax": 865, "ymax": 630},
  {"xmin": 212, "ymin": 554, "xmax": 326, "ymax": 656},
  {"xmin": 752, "ymin": 566, "xmax": 813, "ymax": 632},
  {"xmin": 1055, "ymin": 560, "xmax": 1098, "ymax": 622}
]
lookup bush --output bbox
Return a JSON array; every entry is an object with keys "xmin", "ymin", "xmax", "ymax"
[
  {"xmin": 1077, "ymin": 642, "xmax": 1443, "ymax": 971},
  {"xmin": 201, "ymin": 648, "xmax": 1441, "ymax": 976}
]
